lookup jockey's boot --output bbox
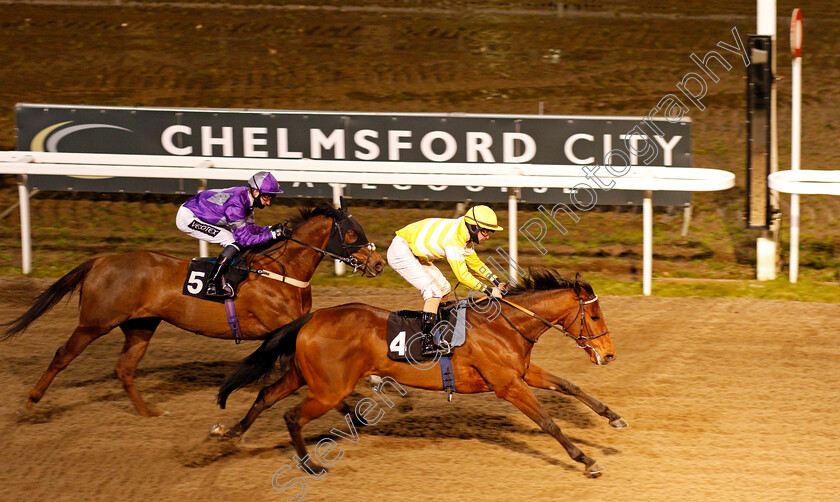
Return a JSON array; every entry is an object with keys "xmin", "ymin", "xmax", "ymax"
[
  {"xmin": 420, "ymin": 311, "xmax": 439, "ymax": 357},
  {"xmin": 205, "ymin": 246, "xmax": 238, "ymax": 298}
]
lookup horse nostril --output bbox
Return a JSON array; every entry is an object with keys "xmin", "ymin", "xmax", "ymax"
[{"xmin": 605, "ymin": 354, "xmax": 615, "ymax": 362}]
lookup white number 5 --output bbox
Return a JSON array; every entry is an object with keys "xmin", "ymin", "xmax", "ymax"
[{"xmin": 187, "ymin": 271, "xmax": 206, "ymax": 294}]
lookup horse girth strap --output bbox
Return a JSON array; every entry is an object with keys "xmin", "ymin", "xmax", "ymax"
[{"xmin": 254, "ymin": 269, "xmax": 310, "ymax": 288}]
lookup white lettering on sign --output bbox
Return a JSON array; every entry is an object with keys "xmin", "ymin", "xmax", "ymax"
[{"xmin": 158, "ymin": 125, "xmax": 684, "ymax": 166}]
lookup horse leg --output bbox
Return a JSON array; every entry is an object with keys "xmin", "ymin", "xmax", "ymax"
[
  {"xmin": 215, "ymin": 365, "xmax": 305, "ymax": 438},
  {"xmin": 284, "ymin": 393, "xmax": 339, "ymax": 476},
  {"xmin": 116, "ymin": 319, "xmax": 162, "ymax": 417},
  {"xmin": 524, "ymin": 364, "xmax": 628, "ymax": 428},
  {"xmin": 22, "ymin": 325, "xmax": 110, "ymax": 413},
  {"xmin": 334, "ymin": 400, "xmax": 368, "ymax": 427},
  {"xmin": 498, "ymin": 378, "xmax": 604, "ymax": 477}
]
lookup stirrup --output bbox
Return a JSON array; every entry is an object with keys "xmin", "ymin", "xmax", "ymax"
[
  {"xmin": 420, "ymin": 334, "xmax": 439, "ymax": 356},
  {"xmin": 206, "ymin": 281, "xmax": 234, "ymax": 298}
]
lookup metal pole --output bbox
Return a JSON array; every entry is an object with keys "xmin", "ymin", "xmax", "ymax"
[
  {"xmin": 18, "ymin": 175, "xmax": 32, "ymax": 274},
  {"xmin": 331, "ymin": 183, "xmax": 345, "ymax": 276},
  {"xmin": 790, "ymin": 56, "xmax": 801, "ymax": 283},
  {"xmin": 756, "ymin": 0, "xmax": 779, "ymax": 281},
  {"xmin": 643, "ymin": 191, "xmax": 652, "ymax": 296},
  {"xmin": 790, "ymin": 9, "xmax": 803, "ymax": 283},
  {"xmin": 508, "ymin": 188, "xmax": 519, "ymax": 282}
]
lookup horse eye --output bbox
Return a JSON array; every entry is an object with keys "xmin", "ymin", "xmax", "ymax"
[
  {"xmin": 591, "ymin": 316, "xmax": 600, "ymax": 321},
  {"xmin": 345, "ymin": 229, "xmax": 358, "ymax": 243}
]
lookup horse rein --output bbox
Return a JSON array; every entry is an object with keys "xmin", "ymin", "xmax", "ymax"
[
  {"xmin": 244, "ymin": 217, "xmax": 376, "ymax": 287},
  {"xmin": 493, "ymin": 296, "xmax": 609, "ymax": 351},
  {"xmin": 284, "ymin": 216, "xmax": 377, "ymax": 273}
]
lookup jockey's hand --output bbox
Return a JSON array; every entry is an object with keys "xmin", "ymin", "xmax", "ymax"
[
  {"xmin": 270, "ymin": 223, "xmax": 290, "ymax": 240},
  {"xmin": 489, "ymin": 286, "xmax": 504, "ymax": 298},
  {"xmin": 492, "ymin": 278, "xmax": 509, "ymax": 295}
]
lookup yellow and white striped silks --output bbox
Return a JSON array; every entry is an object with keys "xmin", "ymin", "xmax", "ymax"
[{"xmin": 394, "ymin": 216, "xmax": 497, "ymax": 291}]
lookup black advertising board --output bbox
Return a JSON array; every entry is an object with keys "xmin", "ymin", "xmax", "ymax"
[{"xmin": 15, "ymin": 103, "xmax": 692, "ymax": 205}]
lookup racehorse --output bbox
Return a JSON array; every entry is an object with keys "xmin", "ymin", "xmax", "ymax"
[
  {"xmin": 215, "ymin": 269, "xmax": 626, "ymax": 477},
  {"xmin": 2, "ymin": 200, "xmax": 385, "ymax": 417}
]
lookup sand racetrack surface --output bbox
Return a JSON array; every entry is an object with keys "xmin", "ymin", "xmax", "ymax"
[{"xmin": 1, "ymin": 278, "xmax": 837, "ymax": 501}]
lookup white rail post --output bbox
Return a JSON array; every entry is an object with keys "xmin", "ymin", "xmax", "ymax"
[
  {"xmin": 331, "ymin": 183, "xmax": 345, "ymax": 276},
  {"xmin": 17, "ymin": 173, "xmax": 32, "ymax": 274},
  {"xmin": 789, "ymin": 8, "xmax": 803, "ymax": 283},
  {"xmin": 194, "ymin": 160, "xmax": 213, "ymax": 257},
  {"xmin": 508, "ymin": 188, "xmax": 519, "ymax": 282},
  {"xmin": 643, "ymin": 190, "xmax": 653, "ymax": 296}
]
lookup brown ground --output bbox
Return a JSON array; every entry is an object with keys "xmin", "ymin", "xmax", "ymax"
[
  {"xmin": 1, "ymin": 2, "xmax": 839, "ymax": 501},
  {"xmin": 1, "ymin": 279, "xmax": 837, "ymax": 501}
]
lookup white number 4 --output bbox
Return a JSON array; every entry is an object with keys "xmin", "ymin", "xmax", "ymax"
[
  {"xmin": 187, "ymin": 271, "xmax": 206, "ymax": 294},
  {"xmin": 390, "ymin": 331, "xmax": 406, "ymax": 356}
]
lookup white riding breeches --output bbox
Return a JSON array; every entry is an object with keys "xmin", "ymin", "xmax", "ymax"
[
  {"xmin": 176, "ymin": 206, "xmax": 237, "ymax": 247},
  {"xmin": 387, "ymin": 236, "xmax": 452, "ymax": 301}
]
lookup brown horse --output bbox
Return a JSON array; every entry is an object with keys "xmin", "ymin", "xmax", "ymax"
[
  {"xmin": 2, "ymin": 201, "xmax": 385, "ymax": 417},
  {"xmin": 215, "ymin": 269, "xmax": 626, "ymax": 477}
]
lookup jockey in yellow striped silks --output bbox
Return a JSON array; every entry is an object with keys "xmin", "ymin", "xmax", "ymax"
[{"xmin": 387, "ymin": 205, "xmax": 506, "ymax": 355}]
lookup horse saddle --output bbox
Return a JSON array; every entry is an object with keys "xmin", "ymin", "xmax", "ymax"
[
  {"xmin": 385, "ymin": 301, "xmax": 469, "ymax": 362},
  {"xmin": 181, "ymin": 258, "xmax": 250, "ymax": 303}
]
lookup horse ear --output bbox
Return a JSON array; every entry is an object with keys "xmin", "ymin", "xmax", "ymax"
[
  {"xmin": 574, "ymin": 272, "xmax": 583, "ymax": 295},
  {"xmin": 326, "ymin": 204, "xmax": 341, "ymax": 219},
  {"xmin": 339, "ymin": 195, "xmax": 348, "ymax": 212}
]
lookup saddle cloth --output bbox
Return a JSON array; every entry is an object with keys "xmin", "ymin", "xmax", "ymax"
[
  {"xmin": 386, "ymin": 301, "xmax": 468, "ymax": 362},
  {"xmin": 181, "ymin": 258, "xmax": 249, "ymax": 303}
]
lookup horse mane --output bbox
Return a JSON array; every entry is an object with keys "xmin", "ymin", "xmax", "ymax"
[
  {"xmin": 286, "ymin": 203, "xmax": 337, "ymax": 231},
  {"xmin": 505, "ymin": 268, "xmax": 594, "ymax": 297},
  {"xmin": 242, "ymin": 203, "xmax": 336, "ymax": 256}
]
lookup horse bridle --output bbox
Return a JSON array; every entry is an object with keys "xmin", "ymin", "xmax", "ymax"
[
  {"xmin": 496, "ymin": 296, "xmax": 609, "ymax": 352},
  {"xmin": 286, "ymin": 215, "xmax": 377, "ymax": 274}
]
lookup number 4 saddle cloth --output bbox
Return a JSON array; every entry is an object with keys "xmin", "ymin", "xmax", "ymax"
[
  {"xmin": 385, "ymin": 301, "xmax": 469, "ymax": 362},
  {"xmin": 181, "ymin": 257, "xmax": 250, "ymax": 303}
]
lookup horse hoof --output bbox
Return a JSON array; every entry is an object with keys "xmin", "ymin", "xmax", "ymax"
[
  {"xmin": 609, "ymin": 417, "xmax": 629, "ymax": 429},
  {"xmin": 15, "ymin": 408, "xmax": 28, "ymax": 417},
  {"xmin": 585, "ymin": 461, "xmax": 604, "ymax": 478},
  {"xmin": 307, "ymin": 463, "xmax": 328, "ymax": 475},
  {"xmin": 209, "ymin": 423, "xmax": 228, "ymax": 437}
]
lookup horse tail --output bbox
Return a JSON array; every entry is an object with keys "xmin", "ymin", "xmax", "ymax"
[
  {"xmin": 217, "ymin": 312, "xmax": 315, "ymax": 409},
  {"xmin": 2, "ymin": 258, "xmax": 97, "ymax": 340}
]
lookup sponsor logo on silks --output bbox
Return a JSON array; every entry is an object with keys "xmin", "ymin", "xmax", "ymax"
[
  {"xmin": 30, "ymin": 121, "xmax": 133, "ymax": 152},
  {"xmin": 188, "ymin": 220, "xmax": 221, "ymax": 237}
]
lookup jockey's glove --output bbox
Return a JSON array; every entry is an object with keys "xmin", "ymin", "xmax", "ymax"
[
  {"xmin": 492, "ymin": 277, "xmax": 509, "ymax": 294},
  {"xmin": 270, "ymin": 223, "xmax": 291, "ymax": 240},
  {"xmin": 483, "ymin": 285, "xmax": 503, "ymax": 298}
]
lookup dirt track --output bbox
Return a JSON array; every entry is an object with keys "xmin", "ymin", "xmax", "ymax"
[{"xmin": 1, "ymin": 279, "xmax": 837, "ymax": 501}]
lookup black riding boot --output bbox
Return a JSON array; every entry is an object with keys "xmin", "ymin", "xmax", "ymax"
[
  {"xmin": 420, "ymin": 311, "xmax": 439, "ymax": 356},
  {"xmin": 205, "ymin": 246, "xmax": 238, "ymax": 298}
]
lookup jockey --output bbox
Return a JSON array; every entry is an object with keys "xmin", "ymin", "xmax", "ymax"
[
  {"xmin": 387, "ymin": 205, "xmax": 506, "ymax": 356},
  {"xmin": 176, "ymin": 171, "xmax": 289, "ymax": 298}
]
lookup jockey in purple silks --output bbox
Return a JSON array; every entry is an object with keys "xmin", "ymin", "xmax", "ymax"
[{"xmin": 176, "ymin": 171, "xmax": 288, "ymax": 298}]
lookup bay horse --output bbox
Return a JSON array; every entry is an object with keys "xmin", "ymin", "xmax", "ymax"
[
  {"xmin": 215, "ymin": 269, "xmax": 626, "ymax": 477},
  {"xmin": 2, "ymin": 200, "xmax": 385, "ymax": 417}
]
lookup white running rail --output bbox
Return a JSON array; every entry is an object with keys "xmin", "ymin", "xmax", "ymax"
[{"xmin": 1, "ymin": 151, "xmax": 735, "ymax": 295}]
